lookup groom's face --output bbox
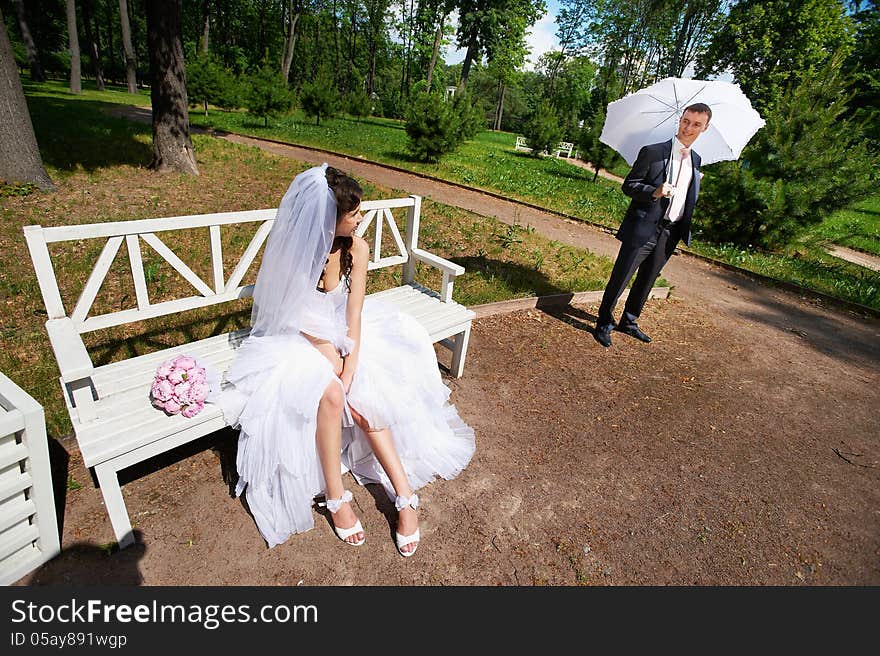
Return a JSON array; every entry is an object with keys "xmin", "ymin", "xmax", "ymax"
[{"xmin": 677, "ymin": 110, "xmax": 710, "ymax": 147}]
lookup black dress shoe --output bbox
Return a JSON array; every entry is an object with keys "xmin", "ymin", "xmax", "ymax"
[
  {"xmin": 594, "ymin": 327, "xmax": 613, "ymax": 348},
  {"xmin": 616, "ymin": 324, "xmax": 652, "ymax": 343}
]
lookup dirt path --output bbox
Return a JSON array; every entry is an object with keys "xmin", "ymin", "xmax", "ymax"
[
  {"xmin": 21, "ymin": 110, "xmax": 878, "ymax": 586},
  {"xmin": 825, "ymin": 245, "xmax": 880, "ymax": 272}
]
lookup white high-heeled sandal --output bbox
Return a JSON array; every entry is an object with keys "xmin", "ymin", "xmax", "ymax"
[
  {"xmin": 320, "ymin": 490, "xmax": 365, "ymax": 547},
  {"xmin": 395, "ymin": 493, "xmax": 420, "ymax": 558}
]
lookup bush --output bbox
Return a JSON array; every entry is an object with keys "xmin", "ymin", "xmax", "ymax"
[
  {"xmin": 405, "ymin": 92, "xmax": 458, "ymax": 162},
  {"xmin": 380, "ymin": 92, "xmax": 405, "ymax": 120},
  {"xmin": 213, "ymin": 67, "xmax": 242, "ymax": 110},
  {"xmin": 577, "ymin": 109, "xmax": 621, "ymax": 181},
  {"xmin": 300, "ymin": 81, "xmax": 338, "ymax": 126},
  {"xmin": 345, "ymin": 90, "xmax": 371, "ymax": 121},
  {"xmin": 699, "ymin": 52, "xmax": 879, "ymax": 249},
  {"xmin": 522, "ymin": 101, "xmax": 563, "ymax": 157},
  {"xmin": 450, "ymin": 92, "xmax": 484, "ymax": 143},
  {"xmin": 186, "ymin": 53, "xmax": 221, "ymax": 115},
  {"xmin": 244, "ymin": 62, "xmax": 294, "ymax": 127}
]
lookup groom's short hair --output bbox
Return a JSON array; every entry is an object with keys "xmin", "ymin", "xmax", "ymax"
[{"xmin": 685, "ymin": 102, "xmax": 712, "ymax": 122}]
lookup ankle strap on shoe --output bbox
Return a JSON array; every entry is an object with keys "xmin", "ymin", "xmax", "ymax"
[
  {"xmin": 321, "ymin": 489, "xmax": 353, "ymax": 513},
  {"xmin": 395, "ymin": 493, "xmax": 419, "ymax": 511}
]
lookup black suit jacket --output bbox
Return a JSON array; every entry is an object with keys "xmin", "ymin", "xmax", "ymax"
[{"xmin": 617, "ymin": 139, "xmax": 701, "ymax": 248}]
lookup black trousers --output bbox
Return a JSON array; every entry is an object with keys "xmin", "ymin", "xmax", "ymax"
[{"xmin": 597, "ymin": 221, "xmax": 680, "ymax": 329}]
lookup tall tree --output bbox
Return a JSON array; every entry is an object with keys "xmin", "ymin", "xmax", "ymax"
[
  {"xmin": 201, "ymin": 0, "xmax": 211, "ymax": 52},
  {"xmin": 119, "ymin": 0, "xmax": 138, "ymax": 93},
  {"xmin": 842, "ymin": 3, "xmax": 879, "ymax": 146},
  {"xmin": 0, "ymin": 8, "xmax": 54, "ymax": 190},
  {"xmin": 281, "ymin": 0, "xmax": 300, "ymax": 81},
  {"xmin": 557, "ymin": 0, "xmax": 722, "ymax": 95},
  {"xmin": 66, "ymin": 0, "xmax": 82, "ymax": 93},
  {"xmin": 456, "ymin": 0, "xmax": 545, "ymax": 91},
  {"xmin": 11, "ymin": 0, "xmax": 44, "ymax": 82},
  {"xmin": 81, "ymin": 0, "xmax": 105, "ymax": 91},
  {"xmin": 424, "ymin": 6, "xmax": 450, "ymax": 90},
  {"xmin": 363, "ymin": 0, "xmax": 388, "ymax": 95},
  {"xmin": 697, "ymin": 0, "xmax": 855, "ymax": 113},
  {"xmin": 145, "ymin": 0, "xmax": 198, "ymax": 174}
]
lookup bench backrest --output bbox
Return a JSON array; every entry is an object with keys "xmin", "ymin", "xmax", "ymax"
[
  {"xmin": 515, "ymin": 136, "xmax": 575, "ymax": 158},
  {"xmin": 23, "ymin": 195, "xmax": 423, "ymax": 337}
]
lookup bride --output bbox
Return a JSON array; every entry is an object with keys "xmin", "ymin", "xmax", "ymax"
[{"xmin": 216, "ymin": 164, "xmax": 475, "ymax": 556}]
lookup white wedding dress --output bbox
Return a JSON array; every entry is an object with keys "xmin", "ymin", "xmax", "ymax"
[{"xmin": 216, "ymin": 277, "xmax": 475, "ymax": 547}]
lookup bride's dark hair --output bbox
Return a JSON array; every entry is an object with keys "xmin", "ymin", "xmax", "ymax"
[{"xmin": 324, "ymin": 166, "xmax": 363, "ymax": 291}]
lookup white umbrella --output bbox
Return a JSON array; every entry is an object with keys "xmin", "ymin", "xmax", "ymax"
[{"xmin": 599, "ymin": 77, "xmax": 765, "ymax": 167}]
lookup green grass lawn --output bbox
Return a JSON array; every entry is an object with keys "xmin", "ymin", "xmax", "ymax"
[
  {"xmin": 189, "ymin": 108, "xmax": 630, "ymax": 230},
  {"xmin": 801, "ymin": 194, "xmax": 880, "ymax": 257},
  {"xmin": 689, "ymin": 241, "xmax": 880, "ymax": 309}
]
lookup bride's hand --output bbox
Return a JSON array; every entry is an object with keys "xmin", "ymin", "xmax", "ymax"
[{"xmin": 311, "ymin": 341, "xmax": 343, "ymax": 376}]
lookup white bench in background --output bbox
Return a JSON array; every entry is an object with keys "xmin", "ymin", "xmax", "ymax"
[
  {"xmin": 23, "ymin": 194, "xmax": 474, "ymax": 548},
  {"xmin": 0, "ymin": 371, "xmax": 60, "ymax": 584},
  {"xmin": 514, "ymin": 136, "xmax": 577, "ymax": 158}
]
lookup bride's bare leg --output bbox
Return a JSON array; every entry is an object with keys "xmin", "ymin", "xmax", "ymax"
[
  {"xmin": 316, "ymin": 381, "xmax": 363, "ymax": 544},
  {"xmin": 350, "ymin": 408, "xmax": 419, "ymax": 553}
]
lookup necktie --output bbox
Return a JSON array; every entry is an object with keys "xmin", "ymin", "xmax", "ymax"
[{"xmin": 674, "ymin": 148, "xmax": 690, "ymax": 186}]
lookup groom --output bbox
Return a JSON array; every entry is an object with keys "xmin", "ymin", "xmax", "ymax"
[{"xmin": 594, "ymin": 102, "xmax": 711, "ymax": 347}]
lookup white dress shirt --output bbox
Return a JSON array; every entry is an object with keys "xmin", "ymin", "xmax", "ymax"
[{"xmin": 667, "ymin": 137, "xmax": 693, "ymax": 223}]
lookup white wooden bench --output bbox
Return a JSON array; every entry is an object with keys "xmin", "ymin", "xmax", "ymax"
[
  {"xmin": 514, "ymin": 136, "xmax": 576, "ymax": 158},
  {"xmin": 23, "ymin": 194, "xmax": 474, "ymax": 549}
]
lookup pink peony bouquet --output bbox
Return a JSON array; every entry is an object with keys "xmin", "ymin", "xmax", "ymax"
[{"xmin": 150, "ymin": 355, "xmax": 211, "ymax": 418}]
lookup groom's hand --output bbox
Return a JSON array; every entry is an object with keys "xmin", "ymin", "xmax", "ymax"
[{"xmin": 652, "ymin": 182, "xmax": 674, "ymax": 199}]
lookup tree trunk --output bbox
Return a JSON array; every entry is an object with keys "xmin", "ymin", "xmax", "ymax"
[
  {"xmin": 0, "ymin": 9, "xmax": 54, "ymax": 190},
  {"xmin": 66, "ymin": 0, "xmax": 81, "ymax": 93},
  {"xmin": 457, "ymin": 30, "xmax": 478, "ymax": 91},
  {"xmin": 11, "ymin": 0, "xmax": 44, "ymax": 82},
  {"xmin": 494, "ymin": 82, "xmax": 506, "ymax": 131},
  {"xmin": 104, "ymin": 2, "xmax": 116, "ymax": 81},
  {"xmin": 119, "ymin": 0, "xmax": 138, "ymax": 93},
  {"xmin": 81, "ymin": 0, "xmax": 105, "ymax": 91},
  {"xmin": 332, "ymin": 0, "xmax": 340, "ymax": 82},
  {"xmin": 201, "ymin": 0, "xmax": 210, "ymax": 52},
  {"xmin": 281, "ymin": 6, "xmax": 299, "ymax": 81},
  {"xmin": 145, "ymin": 0, "xmax": 198, "ymax": 175},
  {"xmin": 425, "ymin": 14, "xmax": 446, "ymax": 91},
  {"xmin": 367, "ymin": 39, "xmax": 377, "ymax": 95}
]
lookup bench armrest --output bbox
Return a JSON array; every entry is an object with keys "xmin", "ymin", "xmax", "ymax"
[
  {"xmin": 45, "ymin": 318, "xmax": 94, "ymax": 384},
  {"xmin": 411, "ymin": 248, "xmax": 465, "ymax": 276},
  {"xmin": 410, "ymin": 248, "xmax": 465, "ymax": 303}
]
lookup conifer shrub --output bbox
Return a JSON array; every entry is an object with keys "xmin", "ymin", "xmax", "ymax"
[
  {"xmin": 405, "ymin": 91, "xmax": 458, "ymax": 162},
  {"xmin": 244, "ymin": 62, "xmax": 294, "ymax": 127},
  {"xmin": 300, "ymin": 81, "xmax": 338, "ymax": 126},
  {"xmin": 699, "ymin": 53, "xmax": 878, "ymax": 249},
  {"xmin": 345, "ymin": 90, "xmax": 372, "ymax": 121},
  {"xmin": 522, "ymin": 101, "xmax": 563, "ymax": 157}
]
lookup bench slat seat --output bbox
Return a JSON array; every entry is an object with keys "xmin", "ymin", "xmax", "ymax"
[{"xmin": 73, "ymin": 283, "xmax": 473, "ymax": 469}]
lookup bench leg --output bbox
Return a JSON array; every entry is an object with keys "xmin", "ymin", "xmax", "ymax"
[
  {"xmin": 94, "ymin": 462, "xmax": 135, "ymax": 549},
  {"xmin": 450, "ymin": 326, "xmax": 471, "ymax": 378}
]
